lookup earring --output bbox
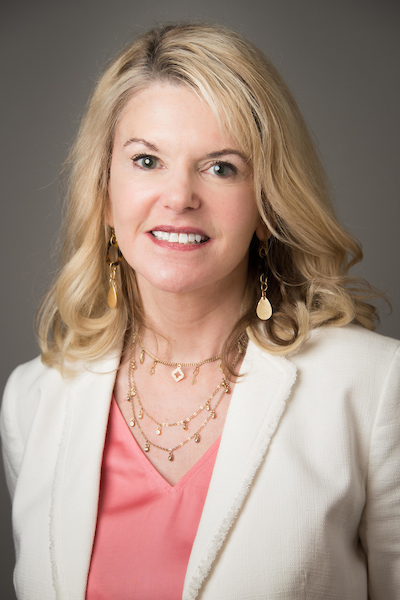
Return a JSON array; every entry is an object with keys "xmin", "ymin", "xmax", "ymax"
[
  {"xmin": 256, "ymin": 241, "xmax": 273, "ymax": 320},
  {"xmin": 106, "ymin": 229, "xmax": 122, "ymax": 308}
]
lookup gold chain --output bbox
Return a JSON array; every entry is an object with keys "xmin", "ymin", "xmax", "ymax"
[
  {"xmin": 138, "ymin": 337, "xmax": 222, "ymax": 384},
  {"xmin": 127, "ymin": 334, "xmax": 242, "ymax": 462},
  {"xmin": 133, "ymin": 380, "xmax": 225, "ymax": 434}
]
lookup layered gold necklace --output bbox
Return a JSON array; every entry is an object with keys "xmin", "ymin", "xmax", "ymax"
[
  {"xmin": 127, "ymin": 334, "xmax": 242, "ymax": 462},
  {"xmin": 137, "ymin": 337, "xmax": 222, "ymax": 384}
]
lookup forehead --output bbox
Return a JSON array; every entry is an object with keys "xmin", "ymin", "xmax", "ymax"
[
  {"xmin": 119, "ymin": 82, "xmax": 208, "ymax": 123},
  {"xmin": 114, "ymin": 82, "xmax": 242, "ymax": 153}
]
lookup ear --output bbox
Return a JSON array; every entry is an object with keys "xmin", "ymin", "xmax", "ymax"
[
  {"xmin": 255, "ymin": 219, "xmax": 270, "ymax": 242},
  {"xmin": 105, "ymin": 195, "xmax": 114, "ymax": 228}
]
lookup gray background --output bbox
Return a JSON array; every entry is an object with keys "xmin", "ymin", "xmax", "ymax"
[{"xmin": 1, "ymin": 0, "xmax": 399, "ymax": 596}]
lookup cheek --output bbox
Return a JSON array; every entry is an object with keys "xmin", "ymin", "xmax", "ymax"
[
  {"xmin": 224, "ymin": 189, "xmax": 260, "ymax": 234},
  {"xmin": 107, "ymin": 180, "xmax": 134, "ymax": 225}
]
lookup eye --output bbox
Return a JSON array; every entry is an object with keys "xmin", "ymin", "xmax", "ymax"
[
  {"xmin": 133, "ymin": 154, "xmax": 159, "ymax": 169},
  {"xmin": 207, "ymin": 162, "xmax": 237, "ymax": 177}
]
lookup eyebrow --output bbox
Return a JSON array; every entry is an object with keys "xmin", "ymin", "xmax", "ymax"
[
  {"xmin": 205, "ymin": 149, "xmax": 247, "ymax": 161},
  {"xmin": 123, "ymin": 137, "xmax": 159, "ymax": 151},
  {"xmin": 123, "ymin": 138, "xmax": 247, "ymax": 161}
]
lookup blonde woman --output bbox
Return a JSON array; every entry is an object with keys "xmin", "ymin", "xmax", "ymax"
[{"xmin": 1, "ymin": 23, "xmax": 399, "ymax": 600}]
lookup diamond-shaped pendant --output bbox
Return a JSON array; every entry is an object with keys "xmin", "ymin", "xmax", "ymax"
[{"xmin": 171, "ymin": 366, "xmax": 184, "ymax": 382}]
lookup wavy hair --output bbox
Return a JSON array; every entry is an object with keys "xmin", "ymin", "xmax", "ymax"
[{"xmin": 38, "ymin": 23, "xmax": 381, "ymax": 372}]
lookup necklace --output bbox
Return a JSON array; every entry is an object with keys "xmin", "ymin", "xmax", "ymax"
[
  {"xmin": 138, "ymin": 337, "xmax": 222, "ymax": 384},
  {"xmin": 134, "ymin": 381, "xmax": 225, "ymax": 434},
  {"xmin": 127, "ymin": 335, "xmax": 242, "ymax": 462}
]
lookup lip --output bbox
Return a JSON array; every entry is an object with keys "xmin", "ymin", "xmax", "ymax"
[
  {"xmin": 146, "ymin": 226, "xmax": 211, "ymax": 251},
  {"xmin": 147, "ymin": 225, "xmax": 209, "ymax": 237}
]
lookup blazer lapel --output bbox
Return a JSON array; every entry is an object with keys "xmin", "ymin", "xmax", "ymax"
[
  {"xmin": 49, "ymin": 350, "xmax": 121, "ymax": 599},
  {"xmin": 183, "ymin": 340, "xmax": 297, "ymax": 600}
]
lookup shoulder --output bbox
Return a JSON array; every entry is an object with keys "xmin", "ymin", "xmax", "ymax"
[
  {"xmin": 0, "ymin": 356, "xmax": 60, "ymax": 497},
  {"xmin": 1, "ymin": 357, "xmax": 66, "ymax": 468},
  {"xmin": 286, "ymin": 324, "xmax": 400, "ymax": 424},
  {"xmin": 4, "ymin": 355, "xmax": 63, "ymax": 398},
  {"xmin": 247, "ymin": 324, "xmax": 400, "ymax": 397},
  {"xmin": 312, "ymin": 322, "xmax": 399, "ymax": 351},
  {"xmin": 249, "ymin": 324, "xmax": 400, "ymax": 390},
  {"xmin": 2, "ymin": 356, "xmax": 73, "ymax": 426},
  {"xmin": 293, "ymin": 324, "xmax": 400, "ymax": 374},
  {"xmin": 1, "ymin": 351, "xmax": 121, "ymax": 441},
  {"xmin": 1, "ymin": 351, "xmax": 120, "ymax": 497},
  {"xmin": 1, "ymin": 356, "xmax": 58, "ymax": 432},
  {"xmin": 3, "ymin": 350, "xmax": 122, "ymax": 400}
]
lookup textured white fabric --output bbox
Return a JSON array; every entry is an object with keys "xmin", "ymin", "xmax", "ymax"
[{"xmin": 1, "ymin": 325, "xmax": 399, "ymax": 599}]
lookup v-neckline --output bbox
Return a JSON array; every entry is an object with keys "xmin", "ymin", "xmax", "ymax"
[{"xmin": 112, "ymin": 396, "xmax": 221, "ymax": 491}]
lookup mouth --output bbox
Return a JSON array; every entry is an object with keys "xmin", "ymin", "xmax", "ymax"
[{"xmin": 151, "ymin": 230, "xmax": 209, "ymax": 244}]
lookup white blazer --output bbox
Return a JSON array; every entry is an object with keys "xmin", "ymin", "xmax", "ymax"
[{"xmin": 1, "ymin": 324, "xmax": 400, "ymax": 599}]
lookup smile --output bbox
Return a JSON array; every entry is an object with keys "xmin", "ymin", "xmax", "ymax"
[{"xmin": 151, "ymin": 231, "xmax": 209, "ymax": 244}]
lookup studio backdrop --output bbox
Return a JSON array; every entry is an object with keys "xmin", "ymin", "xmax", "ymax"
[{"xmin": 1, "ymin": 1, "xmax": 399, "ymax": 597}]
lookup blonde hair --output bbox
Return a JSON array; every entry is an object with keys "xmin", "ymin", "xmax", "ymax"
[{"xmin": 38, "ymin": 23, "xmax": 381, "ymax": 372}]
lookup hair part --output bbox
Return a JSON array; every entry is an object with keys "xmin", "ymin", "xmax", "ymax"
[{"xmin": 37, "ymin": 22, "xmax": 383, "ymax": 374}]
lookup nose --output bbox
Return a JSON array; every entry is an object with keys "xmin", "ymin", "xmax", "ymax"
[{"xmin": 159, "ymin": 170, "xmax": 201, "ymax": 213}]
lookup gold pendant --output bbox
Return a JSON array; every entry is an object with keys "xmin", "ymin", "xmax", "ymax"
[
  {"xmin": 172, "ymin": 365, "xmax": 184, "ymax": 382},
  {"xmin": 107, "ymin": 284, "xmax": 117, "ymax": 309},
  {"xmin": 256, "ymin": 297, "xmax": 272, "ymax": 320},
  {"xmin": 192, "ymin": 366, "xmax": 199, "ymax": 385},
  {"xmin": 150, "ymin": 360, "xmax": 157, "ymax": 375}
]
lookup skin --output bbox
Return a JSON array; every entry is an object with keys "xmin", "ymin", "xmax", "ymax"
[{"xmin": 108, "ymin": 82, "xmax": 266, "ymax": 484}]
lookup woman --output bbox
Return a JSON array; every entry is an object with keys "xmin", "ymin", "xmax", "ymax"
[{"xmin": 1, "ymin": 23, "xmax": 399, "ymax": 600}]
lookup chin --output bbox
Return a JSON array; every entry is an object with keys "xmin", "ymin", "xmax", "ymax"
[
  {"xmin": 137, "ymin": 268, "xmax": 211, "ymax": 295},
  {"xmin": 153, "ymin": 279, "xmax": 206, "ymax": 295}
]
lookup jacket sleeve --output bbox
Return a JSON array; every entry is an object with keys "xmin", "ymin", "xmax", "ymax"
[
  {"xmin": 0, "ymin": 365, "xmax": 27, "ymax": 500},
  {"xmin": 359, "ymin": 346, "xmax": 400, "ymax": 599}
]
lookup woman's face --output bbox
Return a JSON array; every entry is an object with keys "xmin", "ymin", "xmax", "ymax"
[{"xmin": 107, "ymin": 82, "xmax": 264, "ymax": 299}]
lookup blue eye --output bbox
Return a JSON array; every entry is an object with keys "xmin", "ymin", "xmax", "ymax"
[
  {"xmin": 209, "ymin": 162, "xmax": 237, "ymax": 177},
  {"xmin": 134, "ymin": 155, "xmax": 158, "ymax": 169}
]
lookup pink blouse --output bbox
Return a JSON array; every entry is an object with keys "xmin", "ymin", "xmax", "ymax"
[{"xmin": 86, "ymin": 397, "xmax": 220, "ymax": 600}]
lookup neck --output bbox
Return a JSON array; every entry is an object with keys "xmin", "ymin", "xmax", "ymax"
[{"xmin": 135, "ymin": 278, "xmax": 246, "ymax": 362}]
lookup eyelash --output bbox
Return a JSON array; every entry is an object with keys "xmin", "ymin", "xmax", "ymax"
[
  {"xmin": 132, "ymin": 154, "xmax": 159, "ymax": 169},
  {"xmin": 208, "ymin": 161, "xmax": 238, "ymax": 177},
  {"xmin": 131, "ymin": 154, "xmax": 238, "ymax": 177}
]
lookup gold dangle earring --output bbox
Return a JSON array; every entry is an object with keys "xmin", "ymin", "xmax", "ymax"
[
  {"xmin": 256, "ymin": 241, "xmax": 273, "ymax": 321},
  {"xmin": 106, "ymin": 229, "xmax": 122, "ymax": 309}
]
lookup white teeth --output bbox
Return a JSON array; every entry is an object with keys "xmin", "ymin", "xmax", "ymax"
[{"xmin": 152, "ymin": 231, "xmax": 208, "ymax": 244}]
